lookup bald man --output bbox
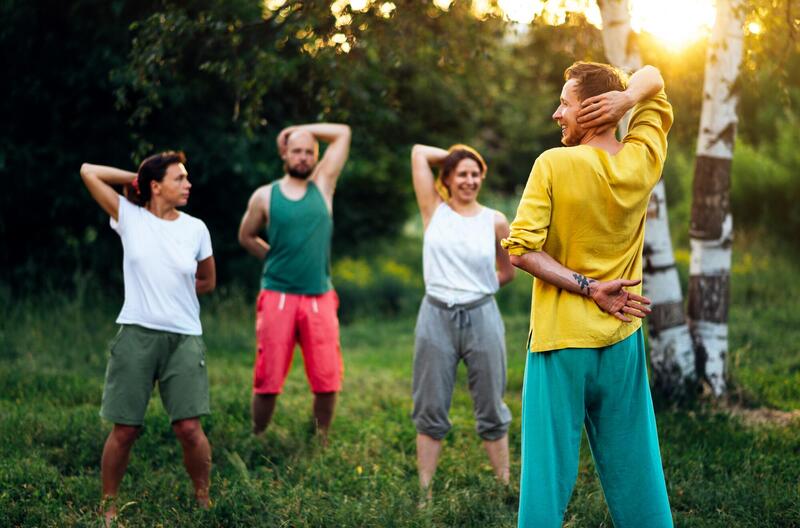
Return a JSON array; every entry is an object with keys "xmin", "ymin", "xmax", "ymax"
[{"xmin": 239, "ymin": 123, "xmax": 351, "ymax": 444}]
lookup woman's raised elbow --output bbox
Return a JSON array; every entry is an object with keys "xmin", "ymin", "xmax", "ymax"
[{"xmin": 79, "ymin": 163, "xmax": 93, "ymax": 181}]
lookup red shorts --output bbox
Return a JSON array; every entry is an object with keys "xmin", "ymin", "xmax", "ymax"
[{"xmin": 253, "ymin": 289, "xmax": 343, "ymax": 394}]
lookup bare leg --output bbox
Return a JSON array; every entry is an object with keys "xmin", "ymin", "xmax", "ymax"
[
  {"xmin": 416, "ymin": 433, "xmax": 443, "ymax": 500},
  {"xmin": 483, "ymin": 434, "xmax": 510, "ymax": 484},
  {"xmin": 172, "ymin": 418, "xmax": 212, "ymax": 508},
  {"xmin": 252, "ymin": 393, "xmax": 278, "ymax": 435},
  {"xmin": 101, "ymin": 424, "xmax": 140, "ymax": 525},
  {"xmin": 313, "ymin": 392, "xmax": 337, "ymax": 446}
]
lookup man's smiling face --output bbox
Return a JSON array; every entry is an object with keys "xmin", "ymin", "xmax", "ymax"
[{"xmin": 552, "ymin": 78, "xmax": 587, "ymax": 146}]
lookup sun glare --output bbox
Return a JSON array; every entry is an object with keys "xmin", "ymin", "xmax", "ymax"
[
  {"xmin": 630, "ymin": 0, "xmax": 716, "ymax": 49},
  {"xmin": 433, "ymin": 0, "xmax": 454, "ymax": 11},
  {"xmin": 492, "ymin": 0, "xmax": 718, "ymax": 50},
  {"xmin": 349, "ymin": 0, "xmax": 369, "ymax": 12},
  {"xmin": 747, "ymin": 21, "xmax": 762, "ymax": 35},
  {"xmin": 497, "ymin": 0, "xmax": 541, "ymax": 24},
  {"xmin": 321, "ymin": 0, "xmax": 723, "ymax": 51}
]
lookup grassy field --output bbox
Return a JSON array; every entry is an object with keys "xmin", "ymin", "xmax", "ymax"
[{"xmin": 1, "ymin": 233, "xmax": 800, "ymax": 527}]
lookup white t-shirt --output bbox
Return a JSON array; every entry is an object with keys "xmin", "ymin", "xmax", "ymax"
[
  {"xmin": 110, "ymin": 197, "xmax": 213, "ymax": 335},
  {"xmin": 423, "ymin": 203, "xmax": 500, "ymax": 305}
]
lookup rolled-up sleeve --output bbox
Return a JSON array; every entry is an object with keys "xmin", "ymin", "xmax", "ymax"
[{"xmin": 501, "ymin": 153, "xmax": 553, "ymax": 256}]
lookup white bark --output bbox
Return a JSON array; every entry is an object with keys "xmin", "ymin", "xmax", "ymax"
[
  {"xmin": 690, "ymin": 321, "xmax": 729, "ymax": 395},
  {"xmin": 688, "ymin": 0, "xmax": 745, "ymax": 396},
  {"xmin": 695, "ymin": 1, "xmax": 745, "ymax": 160},
  {"xmin": 649, "ymin": 326, "xmax": 696, "ymax": 386},
  {"xmin": 644, "ymin": 182, "xmax": 695, "ymax": 391},
  {"xmin": 599, "ymin": 0, "xmax": 694, "ymax": 394},
  {"xmin": 690, "ymin": 214, "xmax": 734, "ymax": 275},
  {"xmin": 597, "ymin": 0, "xmax": 641, "ymax": 136},
  {"xmin": 597, "ymin": 0, "xmax": 641, "ymax": 73}
]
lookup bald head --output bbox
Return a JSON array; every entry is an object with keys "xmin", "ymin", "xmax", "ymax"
[
  {"xmin": 284, "ymin": 129, "xmax": 319, "ymax": 179},
  {"xmin": 286, "ymin": 130, "xmax": 319, "ymax": 152}
]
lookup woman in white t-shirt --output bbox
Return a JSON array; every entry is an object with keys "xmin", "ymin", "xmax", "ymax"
[
  {"xmin": 410, "ymin": 144, "xmax": 515, "ymax": 501},
  {"xmin": 80, "ymin": 151, "xmax": 215, "ymax": 524}
]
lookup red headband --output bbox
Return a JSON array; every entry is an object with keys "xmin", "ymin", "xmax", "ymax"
[{"xmin": 131, "ymin": 176, "xmax": 141, "ymax": 194}]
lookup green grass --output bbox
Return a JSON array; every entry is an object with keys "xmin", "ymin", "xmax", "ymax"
[{"xmin": 1, "ymin": 233, "xmax": 799, "ymax": 527}]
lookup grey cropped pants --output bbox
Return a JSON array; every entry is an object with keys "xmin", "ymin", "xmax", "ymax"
[{"xmin": 412, "ymin": 295, "xmax": 512, "ymax": 441}]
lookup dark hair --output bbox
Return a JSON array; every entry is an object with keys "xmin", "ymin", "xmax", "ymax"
[
  {"xmin": 439, "ymin": 144, "xmax": 487, "ymax": 186},
  {"xmin": 127, "ymin": 151, "xmax": 187, "ymax": 206},
  {"xmin": 564, "ymin": 62, "xmax": 627, "ymax": 102}
]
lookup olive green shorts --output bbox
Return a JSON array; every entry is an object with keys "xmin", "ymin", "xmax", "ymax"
[{"xmin": 100, "ymin": 324, "xmax": 210, "ymax": 425}]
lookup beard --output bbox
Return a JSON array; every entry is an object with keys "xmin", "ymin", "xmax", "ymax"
[
  {"xmin": 561, "ymin": 135, "xmax": 580, "ymax": 147},
  {"xmin": 560, "ymin": 126, "xmax": 585, "ymax": 147},
  {"xmin": 287, "ymin": 163, "xmax": 314, "ymax": 180}
]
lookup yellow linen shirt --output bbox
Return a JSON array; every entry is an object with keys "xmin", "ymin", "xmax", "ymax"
[{"xmin": 502, "ymin": 89, "xmax": 673, "ymax": 352}]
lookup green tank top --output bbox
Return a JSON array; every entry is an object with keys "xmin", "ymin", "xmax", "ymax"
[{"xmin": 261, "ymin": 181, "xmax": 333, "ymax": 294}]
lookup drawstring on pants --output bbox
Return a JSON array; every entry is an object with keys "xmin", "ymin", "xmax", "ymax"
[
  {"xmin": 424, "ymin": 294, "xmax": 493, "ymax": 330},
  {"xmin": 450, "ymin": 307, "xmax": 471, "ymax": 329}
]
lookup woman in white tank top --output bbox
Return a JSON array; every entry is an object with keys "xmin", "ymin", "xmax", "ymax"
[{"xmin": 410, "ymin": 143, "xmax": 515, "ymax": 502}]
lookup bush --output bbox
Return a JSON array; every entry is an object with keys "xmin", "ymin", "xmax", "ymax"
[
  {"xmin": 731, "ymin": 120, "xmax": 800, "ymax": 243},
  {"xmin": 333, "ymin": 254, "xmax": 423, "ymax": 324}
]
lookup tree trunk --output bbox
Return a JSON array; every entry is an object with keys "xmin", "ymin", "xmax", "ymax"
[
  {"xmin": 688, "ymin": 0, "xmax": 745, "ymax": 396},
  {"xmin": 597, "ymin": 0, "xmax": 641, "ymax": 73},
  {"xmin": 643, "ymin": 183, "xmax": 695, "ymax": 395},
  {"xmin": 598, "ymin": 0, "xmax": 640, "ymax": 133},
  {"xmin": 598, "ymin": 0, "xmax": 695, "ymax": 395}
]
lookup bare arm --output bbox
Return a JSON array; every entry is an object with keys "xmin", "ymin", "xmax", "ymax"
[
  {"xmin": 509, "ymin": 251, "xmax": 651, "ymax": 322},
  {"xmin": 411, "ymin": 144, "xmax": 448, "ymax": 229},
  {"xmin": 494, "ymin": 211, "xmax": 515, "ymax": 287},
  {"xmin": 196, "ymin": 256, "xmax": 216, "ymax": 295},
  {"xmin": 80, "ymin": 163, "xmax": 137, "ymax": 220},
  {"xmin": 278, "ymin": 123, "xmax": 351, "ymax": 200},
  {"xmin": 576, "ymin": 65, "xmax": 664, "ymax": 130},
  {"xmin": 238, "ymin": 185, "xmax": 271, "ymax": 260}
]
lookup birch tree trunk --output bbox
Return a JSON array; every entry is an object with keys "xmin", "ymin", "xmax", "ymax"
[
  {"xmin": 688, "ymin": 0, "xmax": 745, "ymax": 396},
  {"xmin": 598, "ymin": 0, "xmax": 694, "ymax": 395}
]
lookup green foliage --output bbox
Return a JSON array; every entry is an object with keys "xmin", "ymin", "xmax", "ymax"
[
  {"xmin": 0, "ymin": 0, "xmax": 151, "ymax": 291},
  {"xmin": 738, "ymin": 0, "xmax": 800, "ymax": 146},
  {"xmin": 730, "ymin": 119, "xmax": 800, "ymax": 241},
  {"xmin": 332, "ymin": 251, "xmax": 422, "ymax": 323}
]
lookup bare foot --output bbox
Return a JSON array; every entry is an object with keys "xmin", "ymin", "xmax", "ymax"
[
  {"xmin": 417, "ymin": 485, "xmax": 433, "ymax": 509},
  {"xmin": 317, "ymin": 430, "xmax": 329, "ymax": 449},
  {"xmin": 100, "ymin": 497, "xmax": 117, "ymax": 528},
  {"xmin": 195, "ymin": 489, "xmax": 211, "ymax": 510}
]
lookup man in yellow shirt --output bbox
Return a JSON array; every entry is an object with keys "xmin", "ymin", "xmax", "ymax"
[{"xmin": 502, "ymin": 63, "xmax": 674, "ymax": 527}]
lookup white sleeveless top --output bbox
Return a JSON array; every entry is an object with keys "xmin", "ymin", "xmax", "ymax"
[{"xmin": 423, "ymin": 202, "xmax": 500, "ymax": 305}]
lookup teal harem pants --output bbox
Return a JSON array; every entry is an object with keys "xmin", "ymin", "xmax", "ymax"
[{"xmin": 518, "ymin": 329, "xmax": 673, "ymax": 527}]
